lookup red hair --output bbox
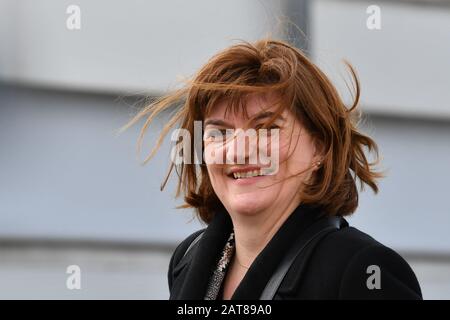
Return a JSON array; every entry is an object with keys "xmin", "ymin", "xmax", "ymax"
[{"xmin": 121, "ymin": 38, "xmax": 383, "ymax": 223}]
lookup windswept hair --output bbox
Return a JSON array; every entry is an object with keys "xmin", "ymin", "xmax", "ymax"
[{"xmin": 120, "ymin": 38, "xmax": 383, "ymax": 223}]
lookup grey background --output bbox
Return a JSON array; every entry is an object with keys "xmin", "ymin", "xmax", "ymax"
[{"xmin": 0, "ymin": 0, "xmax": 449, "ymax": 299}]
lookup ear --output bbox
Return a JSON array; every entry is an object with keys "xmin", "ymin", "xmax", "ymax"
[
  {"xmin": 312, "ymin": 138, "xmax": 325, "ymax": 161},
  {"xmin": 311, "ymin": 137, "xmax": 325, "ymax": 168}
]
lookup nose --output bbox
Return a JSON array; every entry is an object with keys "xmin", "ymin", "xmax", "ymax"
[{"xmin": 225, "ymin": 129, "xmax": 258, "ymax": 165}]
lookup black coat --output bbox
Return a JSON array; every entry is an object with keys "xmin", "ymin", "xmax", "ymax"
[{"xmin": 168, "ymin": 203, "xmax": 422, "ymax": 300}]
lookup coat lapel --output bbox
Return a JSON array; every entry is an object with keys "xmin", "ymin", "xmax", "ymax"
[{"xmin": 176, "ymin": 207, "xmax": 233, "ymax": 299}]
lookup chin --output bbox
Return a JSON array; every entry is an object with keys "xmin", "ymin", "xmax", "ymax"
[{"xmin": 226, "ymin": 193, "xmax": 272, "ymax": 216}]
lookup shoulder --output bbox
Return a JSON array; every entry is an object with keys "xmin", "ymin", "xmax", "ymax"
[
  {"xmin": 167, "ymin": 229, "xmax": 206, "ymax": 291},
  {"xmin": 289, "ymin": 225, "xmax": 423, "ymax": 299},
  {"xmin": 330, "ymin": 227, "xmax": 422, "ymax": 299},
  {"xmin": 169, "ymin": 229, "xmax": 205, "ymax": 267},
  {"xmin": 316, "ymin": 225, "xmax": 384, "ymax": 261}
]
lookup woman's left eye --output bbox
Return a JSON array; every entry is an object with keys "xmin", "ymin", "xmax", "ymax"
[{"xmin": 256, "ymin": 124, "xmax": 280, "ymax": 130}]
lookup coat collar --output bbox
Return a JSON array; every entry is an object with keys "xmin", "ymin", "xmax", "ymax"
[{"xmin": 176, "ymin": 202, "xmax": 324, "ymax": 300}]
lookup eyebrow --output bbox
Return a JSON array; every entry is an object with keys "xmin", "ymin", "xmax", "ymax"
[
  {"xmin": 204, "ymin": 119, "xmax": 233, "ymax": 127},
  {"xmin": 204, "ymin": 111, "xmax": 285, "ymax": 127},
  {"xmin": 250, "ymin": 111, "xmax": 285, "ymax": 123}
]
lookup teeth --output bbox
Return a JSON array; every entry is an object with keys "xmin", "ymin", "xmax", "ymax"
[{"xmin": 232, "ymin": 169, "xmax": 266, "ymax": 179}]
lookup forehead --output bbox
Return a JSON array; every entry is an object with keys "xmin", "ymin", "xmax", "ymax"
[{"xmin": 205, "ymin": 92, "xmax": 286, "ymax": 121}]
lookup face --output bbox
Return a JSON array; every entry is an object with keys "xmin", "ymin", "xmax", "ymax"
[{"xmin": 203, "ymin": 93, "xmax": 321, "ymax": 217}]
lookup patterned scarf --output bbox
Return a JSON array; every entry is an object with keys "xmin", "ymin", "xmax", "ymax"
[{"xmin": 204, "ymin": 232, "xmax": 235, "ymax": 300}]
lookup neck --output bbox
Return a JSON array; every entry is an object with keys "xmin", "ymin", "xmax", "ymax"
[{"xmin": 229, "ymin": 198, "xmax": 302, "ymax": 269}]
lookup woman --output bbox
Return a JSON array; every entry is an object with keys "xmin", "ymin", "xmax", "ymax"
[{"xmin": 123, "ymin": 39, "xmax": 422, "ymax": 300}]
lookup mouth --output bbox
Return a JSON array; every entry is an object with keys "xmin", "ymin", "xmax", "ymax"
[{"xmin": 226, "ymin": 167, "xmax": 275, "ymax": 180}]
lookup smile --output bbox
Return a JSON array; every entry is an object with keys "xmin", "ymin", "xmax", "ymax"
[
  {"xmin": 233, "ymin": 169, "xmax": 266, "ymax": 179},
  {"xmin": 226, "ymin": 167, "xmax": 275, "ymax": 180}
]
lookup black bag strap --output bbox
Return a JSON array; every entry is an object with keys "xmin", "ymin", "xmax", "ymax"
[
  {"xmin": 259, "ymin": 216, "xmax": 346, "ymax": 300},
  {"xmin": 182, "ymin": 231, "xmax": 204, "ymax": 260}
]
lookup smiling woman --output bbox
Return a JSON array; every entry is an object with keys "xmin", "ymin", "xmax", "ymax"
[{"xmin": 121, "ymin": 38, "xmax": 422, "ymax": 300}]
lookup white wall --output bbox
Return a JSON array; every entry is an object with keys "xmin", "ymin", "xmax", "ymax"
[
  {"xmin": 311, "ymin": 0, "xmax": 450, "ymax": 119},
  {"xmin": 0, "ymin": 0, "xmax": 283, "ymax": 94}
]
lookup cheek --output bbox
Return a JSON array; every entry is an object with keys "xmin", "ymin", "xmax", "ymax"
[
  {"xmin": 206, "ymin": 165, "xmax": 226, "ymax": 188},
  {"xmin": 206, "ymin": 165, "xmax": 217, "ymax": 182},
  {"xmin": 279, "ymin": 135, "xmax": 316, "ymax": 174},
  {"xmin": 276, "ymin": 133, "xmax": 298, "ymax": 166}
]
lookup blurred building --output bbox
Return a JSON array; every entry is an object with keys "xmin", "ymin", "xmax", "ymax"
[{"xmin": 0, "ymin": 0, "xmax": 449, "ymax": 299}]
